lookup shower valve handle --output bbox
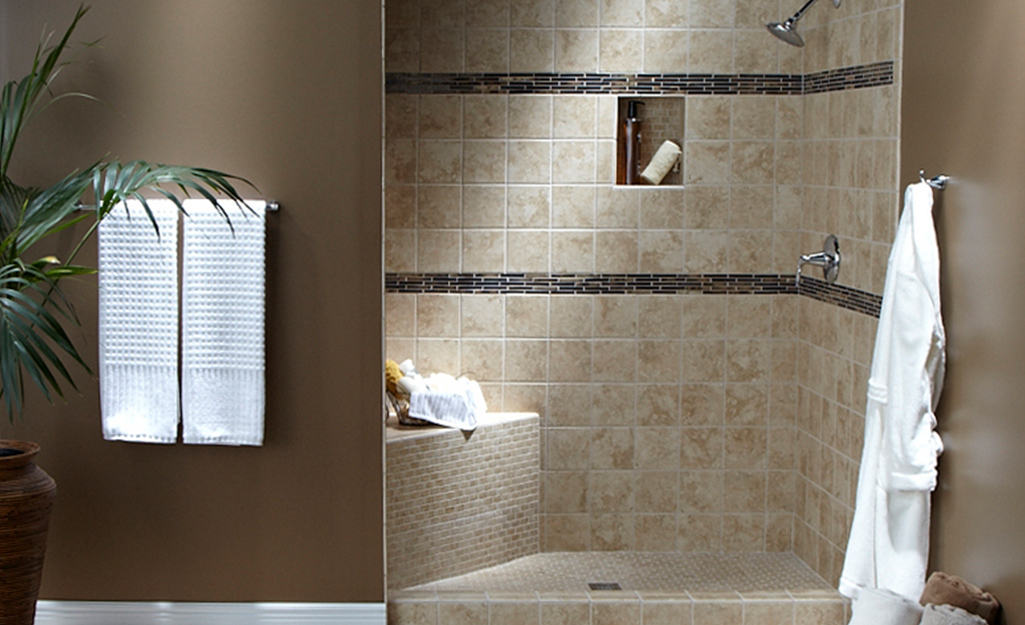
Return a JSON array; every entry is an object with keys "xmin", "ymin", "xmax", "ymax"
[{"xmin": 797, "ymin": 234, "xmax": 841, "ymax": 285}]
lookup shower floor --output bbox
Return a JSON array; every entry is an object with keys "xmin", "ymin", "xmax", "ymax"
[{"xmin": 388, "ymin": 552, "xmax": 849, "ymax": 625}]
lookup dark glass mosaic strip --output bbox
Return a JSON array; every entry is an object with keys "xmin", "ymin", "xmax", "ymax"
[
  {"xmin": 387, "ymin": 272, "xmax": 797, "ymax": 295},
  {"xmin": 797, "ymin": 276, "xmax": 882, "ymax": 317},
  {"xmin": 385, "ymin": 272, "xmax": 883, "ymax": 317},
  {"xmin": 385, "ymin": 61, "xmax": 893, "ymax": 96},
  {"xmin": 803, "ymin": 61, "xmax": 895, "ymax": 95}
]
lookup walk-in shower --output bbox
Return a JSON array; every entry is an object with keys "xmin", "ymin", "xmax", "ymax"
[{"xmin": 767, "ymin": 0, "xmax": 842, "ymax": 46}]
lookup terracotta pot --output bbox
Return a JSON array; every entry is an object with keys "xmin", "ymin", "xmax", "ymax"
[{"xmin": 0, "ymin": 440, "xmax": 56, "ymax": 625}]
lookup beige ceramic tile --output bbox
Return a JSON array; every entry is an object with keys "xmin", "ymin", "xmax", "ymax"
[
  {"xmin": 552, "ymin": 231, "xmax": 596, "ymax": 273},
  {"xmin": 386, "ymin": 28, "xmax": 421, "ymax": 73},
  {"xmin": 540, "ymin": 601, "xmax": 590, "ymax": 625},
  {"xmin": 635, "ymin": 471, "xmax": 680, "ymax": 513},
  {"xmin": 420, "ymin": 28, "xmax": 465, "ymax": 72},
  {"xmin": 462, "ymin": 184, "xmax": 506, "ymax": 228},
  {"xmin": 599, "ymin": 29, "xmax": 644, "ymax": 73},
  {"xmin": 688, "ymin": 0, "xmax": 735, "ymax": 28},
  {"xmin": 637, "ymin": 384, "xmax": 681, "ymax": 427},
  {"xmin": 639, "ymin": 231, "xmax": 685, "ymax": 273},
  {"xmin": 418, "ymin": 185, "xmax": 461, "ymax": 228},
  {"xmin": 643, "ymin": 30, "xmax": 689, "ymax": 73},
  {"xmin": 505, "ymin": 295, "xmax": 549, "ymax": 338},
  {"xmin": 555, "ymin": 29, "xmax": 599, "ymax": 71},
  {"xmin": 511, "ymin": 29, "xmax": 555, "ymax": 71},
  {"xmin": 507, "ymin": 185, "xmax": 551, "ymax": 228},
  {"xmin": 417, "ymin": 229, "xmax": 461, "ymax": 272},
  {"xmin": 590, "ymin": 513, "xmax": 635, "ymax": 550},
  {"xmin": 507, "ymin": 230, "xmax": 550, "ymax": 272},
  {"xmin": 596, "ymin": 186, "xmax": 640, "ymax": 228},
  {"xmin": 461, "ymin": 294, "xmax": 505, "ymax": 337},
  {"xmin": 552, "ymin": 140, "xmax": 597, "ymax": 184},
  {"xmin": 508, "ymin": 141, "xmax": 553, "ymax": 184},
  {"xmin": 590, "ymin": 426, "xmax": 635, "ymax": 469},
  {"xmin": 489, "ymin": 602, "xmax": 541, "ymax": 625},
  {"xmin": 679, "ymin": 428, "xmax": 724, "ymax": 470},
  {"xmin": 688, "ymin": 30, "xmax": 734, "ymax": 73},
  {"xmin": 549, "ymin": 340, "xmax": 594, "ymax": 383},
  {"xmin": 466, "ymin": 28, "xmax": 510, "ymax": 72},
  {"xmin": 511, "ymin": 0, "xmax": 555, "ymax": 27},
  {"xmin": 553, "ymin": 97, "xmax": 598, "ymax": 139},
  {"xmin": 386, "ymin": 185, "xmax": 417, "ymax": 230}
]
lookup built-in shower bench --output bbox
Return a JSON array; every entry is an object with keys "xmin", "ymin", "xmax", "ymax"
[{"xmin": 386, "ymin": 412, "xmax": 540, "ymax": 592}]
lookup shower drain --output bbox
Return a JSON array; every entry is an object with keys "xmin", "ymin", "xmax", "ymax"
[{"xmin": 588, "ymin": 582, "xmax": 623, "ymax": 591}]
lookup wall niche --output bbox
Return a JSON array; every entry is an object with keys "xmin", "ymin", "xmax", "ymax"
[{"xmin": 616, "ymin": 96, "xmax": 685, "ymax": 187}]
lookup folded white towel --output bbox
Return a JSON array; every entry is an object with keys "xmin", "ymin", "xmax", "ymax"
[
  {"xmin": 848, "ymin": 587, "xmax": 924, "ymax": 625},
  {"xmin": 407, "ymin": 372, "xmax": 486, "ymax": 430},
  {"xmin": 98, "ymin": 200, "xmax": 181, "ymax": 443},
  {"xmin": 181, "ymin": 200, "xmax": 266, "ymax": 446},
  {"xmin": 921, "ymin": 604, "xmax": 988, "ymax": 625}
]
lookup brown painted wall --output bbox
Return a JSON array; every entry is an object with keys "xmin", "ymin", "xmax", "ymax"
[
  {"xmin": 0, "ymin": 0, "xmax": 384, "ymax": 602},
  {"xmin": 903, "ymin": 1, "xmax": 1025, "ymax": 621}
]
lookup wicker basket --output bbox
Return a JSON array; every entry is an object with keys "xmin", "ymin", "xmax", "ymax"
[
  {"xmin": 0, "ymin": 440, "xmax": 56, "ymax": 625},
  {"xmin": 385, "ymin": 391, "xmax": 433, "ymax": 426}
]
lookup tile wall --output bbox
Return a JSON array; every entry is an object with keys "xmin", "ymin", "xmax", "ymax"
[
  {"xmin": 793, "ymin": 1, "xmax": 903, "ymax": 585},
  {"xmin": 384, "ymin": 0, "xmax": 905, "ymax": 586}
]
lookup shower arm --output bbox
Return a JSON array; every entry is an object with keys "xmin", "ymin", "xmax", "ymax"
[
  {"xmin": 783, "ymin": 0, "xmax": 841, "ymax": 25},
  {"xmin": 786, "ymin": 0, "xmax": 820, "ymax": 25}
]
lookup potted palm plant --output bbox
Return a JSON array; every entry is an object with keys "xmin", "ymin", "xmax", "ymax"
[{"xmin": 0, "ymin": 6, "xmax": 252, "ymax": 623}]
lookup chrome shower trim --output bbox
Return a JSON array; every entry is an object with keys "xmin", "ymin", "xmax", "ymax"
[{"xmin": 767, "ymin": 0, "xmax": 842, "ymax": 47}]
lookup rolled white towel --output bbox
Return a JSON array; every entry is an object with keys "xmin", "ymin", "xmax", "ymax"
[
  {"xmin": 849, "ymin": 587, "xmax": 924, "ymax": 625},
  {"xmin": 640, "ymin": 139, "xmax": 682, "ymax": 185},
  {"xmin": 921, "ymin": 604, "xmax": 988, "ymax": 625}
]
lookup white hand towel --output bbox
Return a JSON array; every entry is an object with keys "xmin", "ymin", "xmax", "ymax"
[
  {"xmin": 181, "ymin": 200, "xmax": 266, "ymax": 446},
  {"xmin": 921, "ymin": 604, "xmax": 988, "ymax": 625},
  {"xmin": 98, "ymin": 200, "xmax": 181, "ymax": 443},
  {"xmin": 848, "ymin": 587, "xmax": 924, "ymax": 625}
]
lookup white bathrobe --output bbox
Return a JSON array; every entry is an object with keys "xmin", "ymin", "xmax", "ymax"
[{"xmin": 839, "ymin": 182, "xmax": 946, "ymax": 603}]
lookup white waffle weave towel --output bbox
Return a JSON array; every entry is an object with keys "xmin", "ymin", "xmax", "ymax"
[
  {"xmin": 181, "ymin": 199, "xmax": 266, "ymax": 446},
  {"xmin": 99, "ymin": 200, "xmax": 181, "ymax": 443}
]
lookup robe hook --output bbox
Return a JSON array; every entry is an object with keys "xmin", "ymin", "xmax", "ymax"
[{"xmin": 919, "ymin": 170, "xmax": 949, "ymax": 191}]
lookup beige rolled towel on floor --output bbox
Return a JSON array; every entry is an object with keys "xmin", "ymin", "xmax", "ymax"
[
  {"xmin": 921, "ymin": 604, "xmax": 988, "ymax": 625},
  {"xmin": 921, "ymin": 572, "xmax": 1001, "ymax": 624},
  {"xmin": 640, "ymin": 140, "xmax": 681, "ymax": 185}
]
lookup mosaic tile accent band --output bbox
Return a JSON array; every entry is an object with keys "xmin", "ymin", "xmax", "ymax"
[
  {"xmin": 386, "ymin": 61, "xmax": 893, "ymax": 96},
  {"xmin": 385, "ymin": 273, "xmax": 883, "ymax": 317}
]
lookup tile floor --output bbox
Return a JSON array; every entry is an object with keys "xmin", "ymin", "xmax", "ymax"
[{"xmin": 388, "ymin": 552, "xmax": 849, "ymax": 625}]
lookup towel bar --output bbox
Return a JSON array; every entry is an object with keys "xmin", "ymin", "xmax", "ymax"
[{"xmin": 76, "ymin": 200, "xmax": 279, "ymax": 211}]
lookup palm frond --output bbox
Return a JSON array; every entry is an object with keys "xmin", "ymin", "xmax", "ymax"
[
  {"xmin": 0, "ymin": 5, "xmax": 90, "ymax": 178},
  {"xmin": 0, "ymin": 261, "xmax": 89, "ymax": 418}
]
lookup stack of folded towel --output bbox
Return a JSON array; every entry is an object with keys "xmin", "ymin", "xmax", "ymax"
[
  {"xmin": 920, "ymin": 604, "xmax": 988, "ymax": 625},
  {"xmin": 850, "ymin": 573, "xmax": 1000, "ymax": 625},
  {"xmin": 919, "ymin": 572, "xmax": 1001, "ymax": 625},
  {"xmin": 384, "ymin": 359, "xmax": 486, "ymax": 431}
]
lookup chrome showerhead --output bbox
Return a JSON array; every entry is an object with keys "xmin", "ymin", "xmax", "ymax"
[
  {"xmin": 766, "ymin": 19, "xmax": 804, "ymax": 47},
  {"xmin": 768, "ymin": 0, "xmax": 841, "ymax": 47}
]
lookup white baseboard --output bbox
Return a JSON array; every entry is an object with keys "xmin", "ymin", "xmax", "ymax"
[{"xmin": 34, "ymin": 601, "xmax": 386, "ymax": 625}]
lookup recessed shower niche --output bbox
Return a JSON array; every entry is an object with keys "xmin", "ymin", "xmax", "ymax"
[{"xmin": 616, "ymin": 96, "xmax": 685, "ymax": 186}]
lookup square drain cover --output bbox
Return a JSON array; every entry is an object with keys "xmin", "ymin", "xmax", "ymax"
[{"xmin": 588, "ymin": 582, "xmax": 622, "ymax": 591}]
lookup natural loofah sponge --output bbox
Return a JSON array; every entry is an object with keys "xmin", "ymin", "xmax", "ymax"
[{"xmin": 385, "ymin": 359, "xmax": 404, "ymax": 396}]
